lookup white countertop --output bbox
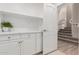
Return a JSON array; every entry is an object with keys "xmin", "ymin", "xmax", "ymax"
[{"xmin": 0, "ymin": 31, "xmax": 42, "ymax": 35}]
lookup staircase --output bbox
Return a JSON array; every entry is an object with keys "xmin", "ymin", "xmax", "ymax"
[{"xmin": 58, "ymin": 27, "xmax": 78, "ymax": 43}]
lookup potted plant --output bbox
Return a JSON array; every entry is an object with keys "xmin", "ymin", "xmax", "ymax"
[{"xmin": 1, "ymin": 21, "xmax": 13, "ymax": 32}]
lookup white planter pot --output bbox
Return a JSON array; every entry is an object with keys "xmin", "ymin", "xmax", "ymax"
[
  {"xmin": 2, "ymin": 27, "xmax": 9, "ymax": 32},
  {"xmin": 2, "ymin": 27, "xmax": 12, "ymax": 32}
]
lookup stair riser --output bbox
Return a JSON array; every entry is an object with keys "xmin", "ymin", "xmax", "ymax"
[
  {"xmin": 58, "ymin": 34, "xmax": 72, "ymax": 36},
  {"xmin": 58, "ymin": 37, "xmax": 78, "ymax": 43},
  {"xmin": 58, "ymin": 35, "xmax": 78, "ymax": 41},
  {"xmin": 59, "ymin": 31, "xmax": 71, "ymax": 32},
  {"xmin": 59, "ymin": 32, "xmax": 71, "ymax": 33}
]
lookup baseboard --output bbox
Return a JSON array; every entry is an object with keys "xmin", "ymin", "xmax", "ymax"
[
  {"xmin": 43, "ymin": 49, "xmax": 57, "ymax": 55},
  {"xmin": 33, "ymin": 50, "xmax": 43, "ymax": 55}
]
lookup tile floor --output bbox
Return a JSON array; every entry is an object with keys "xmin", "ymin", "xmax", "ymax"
[
  {"xmin": 49, "ymin": 50, "xmax": 65, "ymax": 55},
  {"xmin": 49, "ymin": 40, "xmax": 79, "ymax": 55}
]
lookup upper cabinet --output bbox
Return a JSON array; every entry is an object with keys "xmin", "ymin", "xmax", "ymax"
[{"xmin": 0, "ymin": 3, "xmax": 43, "ymax": 18}]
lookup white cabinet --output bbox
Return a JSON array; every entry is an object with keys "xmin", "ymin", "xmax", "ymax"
[
  {"xmin": 0, "ymin": 32, "xmax": 41, "ymax": 55},
  {"xmin": 0, "ymin": 41, "xmax": 20, "ymax": 55},
  {"xmin": 20, "ymin": 33, "xmax": 42, "ymax": 55},
  {"xmin": 21, "ymin": 34, "xmax": 36, "ymax": 55}
]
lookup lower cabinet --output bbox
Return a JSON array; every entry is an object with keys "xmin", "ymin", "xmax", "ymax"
[
  {"xmin": 21, "ymin": 34, "xmax": 36, "ymax": 55},
  {"xmin": 20, "ymin": 33, "xmax": 42, "ymax": 55},
  {"xmin": 0, "ymin": 41, "xmax": 20, "ymax": 55},
  {"xmin": 0, "ymin": 33, "xmax": 42, "ymax": 55}
]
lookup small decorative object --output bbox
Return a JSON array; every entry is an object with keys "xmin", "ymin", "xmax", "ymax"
[{"xmin": 1, "ymin": 21, "xmax": 13, "ymax": 32}]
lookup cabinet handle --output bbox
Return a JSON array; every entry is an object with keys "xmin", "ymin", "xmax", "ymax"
[
  {"xmin": 8, "ymin": 37, "xmax": 11, "ymax": 39},
  {"xmin": 42, "ymin": 29, "xmax": 48, "ymax": 32},
  {"xmin": 18, "ymin": 41, "xmax": 23, "ymax": 44}
]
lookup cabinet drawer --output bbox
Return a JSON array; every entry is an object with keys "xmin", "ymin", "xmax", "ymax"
[
  {"xmin": 20, "ymin": 33, "xmax": 36, "ymax": 40},
  {"xmin": 9, "ymin": 34, "xmax": 20, "ymax": 40},
  {"xmin": 21, "ymin": 33, "xmax": 29, "ymax": 39},
  {"xmin": 0, "ymin": 35, "xmax": 9, "ymax": 41},
  {"xmin": 29, "ymin": 34, "xmax": 36, "ymax": 39}
]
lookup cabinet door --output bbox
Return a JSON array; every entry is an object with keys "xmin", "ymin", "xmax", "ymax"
[
  {"xmin": 0, "ymin": 41, "xmax": 20, "ymax": 55},
  {"xmin": 36, "ymin": 33, "xmax": 42, "ymax": 53},
  {"xmin": 21, "ymin": 34, "xmax": 36, "ymax": 55}
]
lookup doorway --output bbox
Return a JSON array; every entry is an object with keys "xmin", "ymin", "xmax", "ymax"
[{"xmin": 57, "ymin": 3, "xmax": 78, "ymax": 55}]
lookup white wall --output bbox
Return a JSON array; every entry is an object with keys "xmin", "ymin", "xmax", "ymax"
[
  {"xmin": 0, "ymin": 3, "xmax": 43, "ymax": 32},
  {"xmin": 58, "ymin": 5, "xmax": 67, "ymax": 30},
  {"xmin": 2, "ymin": 12, "xmax": 43, "ymax": 31},
  {"xmin": 72, "ymin": 4, "xmax": 79, "ymax": 39},
  {"xmin": 66, "ymin": 4, "xmax": 72, "ymax": 27},
  {"xmin": 58, "ymin": 4, "xmax": 72, "ymax": 30},
  {"xmin": 0, "ymin": 3, "xmax": 43, "ymax": 18}
]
